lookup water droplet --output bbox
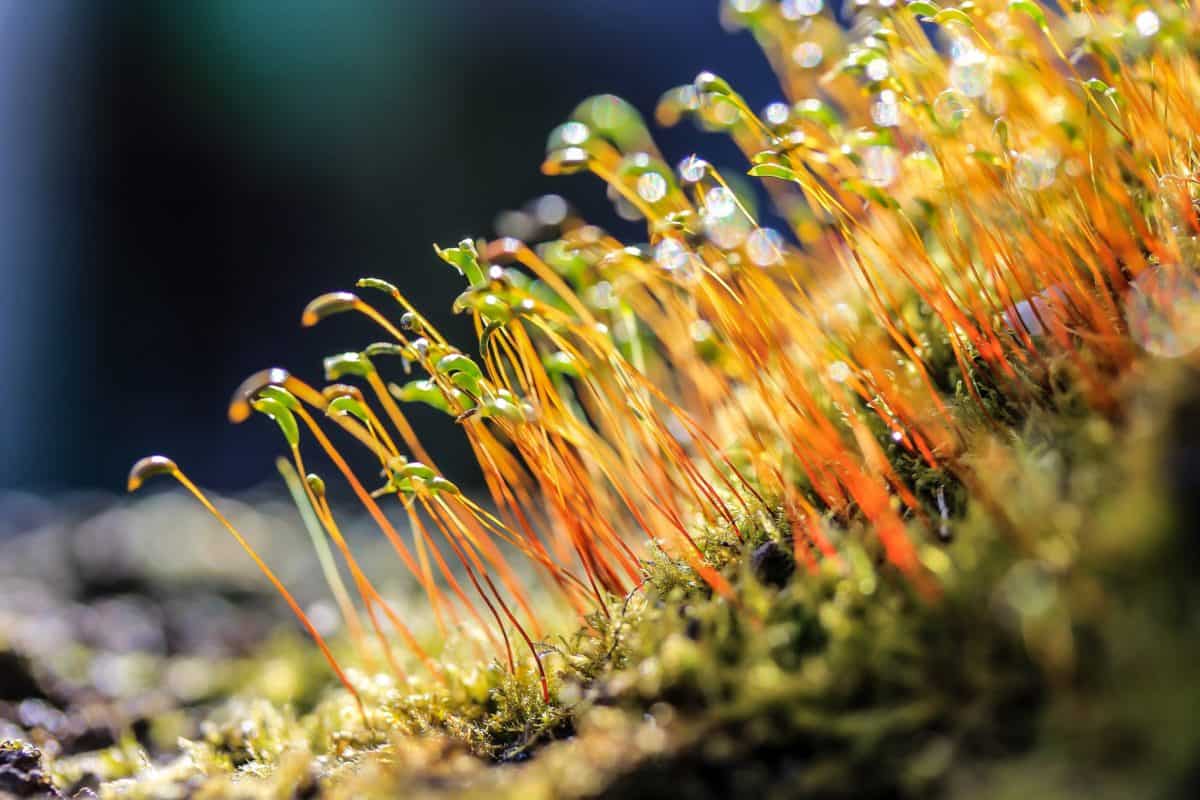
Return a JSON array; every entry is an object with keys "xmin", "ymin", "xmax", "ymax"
[
  {"xmin": 534, "ymin": 194, "xmax": 568, "ymax": 226},
  {"xmin": 824, "ymin": 302, "xmax": 857, "ymax": 333},
  {"xmin": 655, "ymin": 239, "xmax": 704, "ymax": 285},
  {"xmin": 863, "ymin": 145, "xmax": 899, "ymax": 187},
  {"xmin": 746, "ymin": 227, "xmax": 784, "ymax": 266},
  {"xmin": 731, "ymin": 0, "xmax": 763, "ymax": 12},
  {"xmin": 781, "ymin": 0, "xmax": 823, "ymax": 18},
  {"xmin": 614, "ymin": 194, "xmax": 643, "ymax": 221},
  {"xmin": 890, "ymin": 430, "xmax": 903, "ymax": 443},
  {"xmin": 586, "ymin": 281, "xmax": 617, "ymax": 310},
  {"xmin": 551, "ymin": 121, "xmax": 590, "ymax": 148},
  {"xmin": 704, "ymin": 212, "xmax": 751, "ymax": 249},
  {"xmin": 1124, "ymin": 264, "xmax": 1200, "ymax": 358},
  {"xmin": 763, "ymin": 102, "xmax": 790, "ymax": 126},
  {"xmin": 932, "ymin": 89, "xmax": 971, "ymax": 130},
  {"xmin": 1135, "ymin": 10, "xmax": 1160, "ymax": 37},
  {"xmin": 871, "ymin": 90, "xmax": 899, "ymax": 127},
  {"xmin": 689, "ymin": 319, "xmax": 714, "ymax": 342},
  {"xmin": 710, "ymin": 97, "xmax": 740, "ymax": 126},
  {"xmin": 678, "ymin": 155, "xmax": 710, "ymax": 183},
  {"xmin": 637, "ymin": 172, "xmax": 668, "ymax": 203},
  {"xmin": 827, "ymin": 361, "xmax": 851, "ymax": 383},
  {"xmin": 865, "ymin": 58, "xmax": 890, "ymax": 82},
  {"xmin": 792, "ymin": 42, "xmax": 824, "ymax": 69},
  {"xmin": 1014, "ymin": 149, "xmax": 1058, "ymax": 191},
  {"xmin": 949, "ymin": 49, "xmax": 990, "ymax": 98},
  {"xmin": 704, "ymin": 186, "xmax": 737, "ymax": 217},
  {"xmin": 655, "ymin": 238, "xmax": 687, "ymax": 270}
]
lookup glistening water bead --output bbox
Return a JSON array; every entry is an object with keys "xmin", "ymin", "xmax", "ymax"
[
  {"xmin": 704, "ymin": 186, "xmax": 737, "ymax": 218},
  {"xmin": 746, "ymin": 228, "xmax": 784, "ymax": 267},
  {"xmin": 1015, "ymin": 150, "xmax": 1058, "ymax": 191},
  {"xmin": 792, "ymin": 42, "xmax": 824, "ymax": 69},
  {"xmin": 781, "ymin": 0, "xmax": 823, "ymax": 19},
  {"xmin": 932, "ymin": 89, "xmax": 970, "ymax": 131},
  {"xmin": 678, "ymin": 155, "xmax": 709, "ymax": 184},
  {"xmin": 1124, "ymin": 264, "xmax": 1200, "ymax": 358},
  {"xmin": 950, "ymin": 49, "xmax": 990, "ymax": 98},
  {"xmin": 871, "ymin": 91, "xmax": 899, "ymax": 128},
  {"xmin": 864, "ymin": 146, "xmax": 899, "ymax": 187},
  {"xmin": 637, "ymin": 172, "xmax": 668, "ymax": 203}
]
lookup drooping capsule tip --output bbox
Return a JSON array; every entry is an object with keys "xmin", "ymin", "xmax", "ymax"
[
  {"xmin": 301, "ymin": 291, "xmax": 361, "ymax": 328},
  {"xmin": 228, "ymin": 367, "xmax": 291, "ymax": 423},
  {"xmin": 127, "ymin": 455, "xmax": 178, "ymax": 492}
]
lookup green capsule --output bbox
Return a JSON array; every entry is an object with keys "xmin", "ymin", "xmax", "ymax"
[
  {"xmin": 306, "ymin": 473, "xmax": 327, "ymax": 498},
  {"xmin": 326, "ymin": 395, "xmax": 372, "ymax": 426},
  {"xmin": 323, "ymin": 352, "xmax": 375, "ymax": 381},
  {"xmin": 252, "ymin": 395, "xmax": 300, "ymax": 448},
  {"xmin": 435, "ymin": 239, "xmax": 487, "ymax": 288},
  {"xmin": 426, "ymin": 476, "xmax": 461, "ymax": 496},
  {"xmin": 258, "ymin": 385, "xmax": 300, "ymax": 410},
  {"xmin": 435, "ymin": 353, "xmax": 484, "ymax": 383},
  {"xmin": 542, "ymin": 351, "xmax": 580, "ymax": 378},
  {"xmin": 364, "ymin": 342, "xmax": 409, "ymax": 358},
  {"xmin": 400, "ymin": 461, "xmax": 437, "ymax": 481},
  {"xmin": 389, "ymin": 379, "xmax": 453, "ymax": 414},
  {"xmin": 355, "ymin": 277, "xmax": 400, "ymax": 297},
  {"xmin": 483, "ymin": 395, "xmax": 527, "ymax": 424}
]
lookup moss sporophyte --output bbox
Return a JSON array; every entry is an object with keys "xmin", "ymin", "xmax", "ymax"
[{"xmin": 113, "ymin": 2, "xmax": 1200, "ymax": 796}]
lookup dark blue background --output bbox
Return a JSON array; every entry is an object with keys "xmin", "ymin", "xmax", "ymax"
[{"xmin": 0, "ymin": 1, "xmax": 787, "ymax": 492}]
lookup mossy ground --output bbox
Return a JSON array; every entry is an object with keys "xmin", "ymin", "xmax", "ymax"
[{"xmin": 4, "ymin": 360, "xmax": 1198, "ymax": 798}]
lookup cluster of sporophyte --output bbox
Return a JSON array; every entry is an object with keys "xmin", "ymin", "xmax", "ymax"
[{"xmin": 126, "ymin": 0, "xmax": 1200, "ymax": 761}]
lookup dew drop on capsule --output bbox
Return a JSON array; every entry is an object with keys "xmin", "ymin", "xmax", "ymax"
[
  {"xmin": 704, "ymin": 186, "xmax": 737, "ymax": 217},
  {"xmin": 1134, "ymin": 10, "xmax": 1160, "ymax": 37},
  {"xmin": 932, "ymin": 89, "xmax": 970, "ymax": 130},
  {"xmin": 949, "ymin": 49, "xmax": 989, "ymax": 98},
  {"xmin": 704, "ymin": 212, "xmax": 751, "ymax": 249},
  {"xmin": 730, "ymin": 0, "xmax": 763, "ymax": 12},
  {"xmin": 763, "ymin": 102, "xmax": 790, "ymax": 127},
  {"xmin": 678, "ymin": 155, "xmax": 709, "ymax": 184},
  {"xmin": 615, "ymin": 194, "xmax": 643, "ymax": 221},
  {"xmin": 863, "ymin": 145, "xmax": 899, "ymax": 187},
  {"xmin": 865, "ymin": 58, "xmax": 890, "ymax": 82},
  {"xmin": 1014, "ymin": 149, "xmax": 1058, "ymax": 191},
  {"xmin": 781, "ymin": 0, "xmax": 823, "ymax": 19},
  {"xmin": 655, "ymin": 238, "xmax": 688, "ymax": 271},
  {"xmin": 548, "ymin": 121, "xmax": 590, "ymax": 150},
  {"xmin": 827, "ymin": 361, "xmax": 851, "ymax": 383},
  {"xmin": 637, "ymin": 172, "xmax": 668, "ymax": 203},
  {"xmin": 746, "ymin": 227, "xmax": 784, "ymax": 266},
  {"xmin": 1124, "ymin": 264, "xmax": 1200, "ymax": 358},
  {"xmin": 871, "ymin": 90, "xmax": 899, "ymax": 127},
  {"xmin": 534, "ymin": 194, "xmax": 568, "ymax": 226},
  {"xmin": 655, "ymin": 238, "xmax": 704, "ymax": 284},
  {"xmin": 792, "ymin": 42, "xmax": 823, "ymax": 69}
]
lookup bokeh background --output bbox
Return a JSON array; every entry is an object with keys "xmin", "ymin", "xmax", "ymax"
[{"xmin": 0, "ymin": 0, "xmax": 784, "ymax": 496}]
